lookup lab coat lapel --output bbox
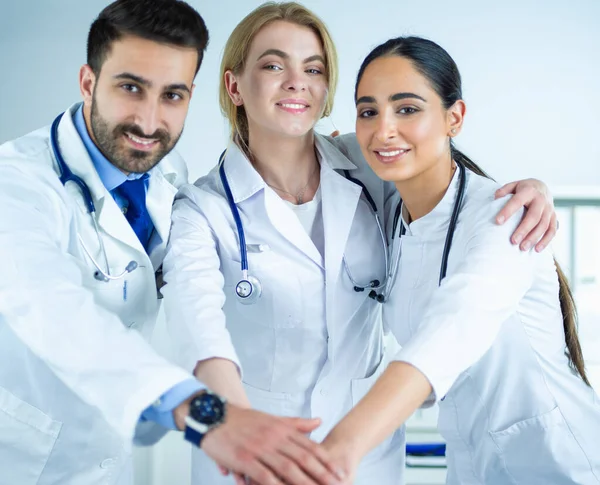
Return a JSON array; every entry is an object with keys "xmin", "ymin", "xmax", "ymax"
[
  {"xmin": 224, "ymin": 142, "xmax": 323, "ymax": 267},
  {"xmin": 263, "ymin": 190, "xmax": 324, "ymax": 267},
  {"xmin": 145, "ymin": 167, "xmax": 178, "ymax": 269},
  {"xmin": 316, "ymin": 135, "xmax": 362, "ymax": 288},
  {"xmin": 56, "ymin": 104, "xmax": 148, "ymax": 254}
]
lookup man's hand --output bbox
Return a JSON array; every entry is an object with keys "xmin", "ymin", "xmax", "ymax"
[
  {"xmin": 495, "ymin": 178, "xmax": 557, "ymax": 252},
  {"xmin": 202, "ymin": 404, "xmax": 345, "ymax": 485}
]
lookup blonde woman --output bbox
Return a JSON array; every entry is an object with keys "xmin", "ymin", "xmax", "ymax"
[{"xmin": 162, "ymin": 3, "xmax": 556, "ymax": 484}]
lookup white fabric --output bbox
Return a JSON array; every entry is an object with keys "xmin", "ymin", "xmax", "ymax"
[
  {"xmin": 162, "ymin": 133, "xmax": 406, "ymax": 485},
  {"xmin": 284, "ymin": 185, "xmax": 324, "ymax": 258},
  {"xmin": 385, "ymin": 168, "xmax": 600, "ymax": 484},
  {"xmin": 0, "ymin": 103, "xmax": 193, "ymax": 485}
]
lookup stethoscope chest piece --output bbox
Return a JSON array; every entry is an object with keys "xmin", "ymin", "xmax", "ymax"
[{"xmin": 235, "ymin": 275, "xmax": 262, "ymax": 304}]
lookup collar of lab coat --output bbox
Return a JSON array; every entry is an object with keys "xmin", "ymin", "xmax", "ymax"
[
  {"xmin": 220, "ymin": 132, "xmax": 358, "ymax": 204},
  {"xmin": 402, "ymin": 164, "xmax": 469, "ymax": 238},
  {"xmin": 56, "ymin": 103, "xmax": 180, "ymax": 264}
]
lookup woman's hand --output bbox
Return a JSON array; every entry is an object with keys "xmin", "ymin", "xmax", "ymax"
[{"xmin": 495, "ymin": 178, "xmax": 556, "ymax": 252}]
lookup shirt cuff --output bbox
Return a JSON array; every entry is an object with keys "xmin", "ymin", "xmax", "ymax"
[{"xmin": 140, "ymin": 378, "xmax": 205, "ymax": 430}]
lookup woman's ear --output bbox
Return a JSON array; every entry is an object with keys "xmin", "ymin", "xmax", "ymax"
[
  {"xmin": 224, "ymin": 70, "xmax": 244, "ymax": 106},
  {"xmin": 447, "ymin": 99, "xmax": 466, "ymax": 137}
]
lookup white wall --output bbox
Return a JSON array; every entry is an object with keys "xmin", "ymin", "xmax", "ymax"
[{"xmin": 1, "ymin": 1, "xmax": 599, "ymax": 484}]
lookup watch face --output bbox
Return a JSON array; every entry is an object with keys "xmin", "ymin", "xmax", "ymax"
[{"xmin": 190, "ymin": 393, "xmax": 225, "ymax": 425}]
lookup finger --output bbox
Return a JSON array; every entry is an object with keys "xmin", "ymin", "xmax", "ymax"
[
  {"xmin": 495, "ymin": 190, "xmax": 532, "ymax": 225},
  {"xmin": 261, "ymin": 451, "xmax": 314, "ymax": 485},
  {"xmin": 494, "ymin": 181, "xmax": 518, "ymax": 200},
  {"xmin": 519, "ymin": 211, "xmax": 551, "ymax": 251},
  {"xmin": 232, "ymin": 473, "xmax": 246, "ymax": 485},
  {"xmin": 509, "ymin": 198, "xmax": 544, "ymax": 245},
  {"xmin": 289, "ymin": 433, "xmax": 346, "ymax": 480},
  {"xmin": 280, "ymin": 440, "xmax": 341, "ymax": 485},
  {"xmin": 282, "ymin": 417, "xmax": 321, "ymax": 434},
  {"xmin": 535, "ymin": 213, "xmax": 557, "ymax": 252},
  {"xmin": 218, "ymin": 464, "xmax": 230, "ymax": 476},
  {"xmin": 243, "ymin": 460, "xmax": 284, "ymax": 485}
]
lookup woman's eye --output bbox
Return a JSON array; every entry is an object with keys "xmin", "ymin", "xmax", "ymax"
[
  {"xmin": 358, "ymin": 109, "xmax": 377, "ymax": 118},
  {"xmin": 306, "ymin": 68, "xmax": 323, "ymax": 75},
  {"xmin": 399, "ymin": 107, "xmax": 418, "ymax": 115},
  {"xmin": 264, "ymin": 64, "xmax": 282, "ymax": 71}
]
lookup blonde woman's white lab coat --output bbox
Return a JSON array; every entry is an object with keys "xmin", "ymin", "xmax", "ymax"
[
  {"xmin": 0, "ymin": 104, "xmax": 194, "ymax": 485},
  {"xmin": 162, "ymin": 134, "xmax": 406, "ymax": 485},
  {"xmin": 386, "ymin": 169, "xmax": 600, "ymax": 484}
]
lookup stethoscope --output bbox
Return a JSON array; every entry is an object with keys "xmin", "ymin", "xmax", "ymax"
[
  {"xmin": 50, "ymin": 112, "xmax": 138, "ymax": 282},
  {"xmin": 218, "ymin": 151, "xmax": 388, "ymax": 305},
  {"xmin": 386, "ymin": 160, "xmax": 466, "ymax": 296}
]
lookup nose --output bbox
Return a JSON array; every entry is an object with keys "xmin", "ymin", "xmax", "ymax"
[
  {"xmin": 282, "ymin": 68, "xmax": 307, "ymax": 92},
  {"xmin": 135, "ymin": 99, "xmax": 163, "ymax": 136},
  {"xmin": 373, "ymin": 109, "xmax": 398, "ymax": 144}
]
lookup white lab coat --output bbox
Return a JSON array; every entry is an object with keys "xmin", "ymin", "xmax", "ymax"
[
  {"xmin": 162, "ymin": 134, "xmax": 406, "ymax": 485},
  {"xmin": 386, "ymin": 168, "xmax": 600, "ymax": 484},
  {"xmin": 0, "ymin": 104, "xmax": 194, "ymax": 485}
]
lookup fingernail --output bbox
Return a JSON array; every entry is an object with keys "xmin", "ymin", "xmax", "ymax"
[
  {"xmin": 513, "ymin": 234, "xmax": 522, "ymax": 244},
  {"xmin": 522, "ymin": 241, "xmax": 532, "ymax": 251},
  {"xmin": 336, "ymin": 468, "xmax": 346, "ymax": 480},
  {"xmin": 497, "ymin": 216, "xmax": 505, "ymax": 224},
  {"xmin": 536, "ymin": 244, "xmax": 544, "ymax": 253}
]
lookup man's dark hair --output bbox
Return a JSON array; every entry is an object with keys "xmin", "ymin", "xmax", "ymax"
[{"xmin": 87, "ymin": 0, "xmax": 209, "ymax": 76}]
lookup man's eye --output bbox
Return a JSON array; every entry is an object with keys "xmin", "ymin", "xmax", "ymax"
[
  {"xmin": 165, "ymin": 92, "xmax": 183, "ymax": 101},
  {"xmin": 122, "ymin": 84, "xmax": 140, "ymax": 93}
]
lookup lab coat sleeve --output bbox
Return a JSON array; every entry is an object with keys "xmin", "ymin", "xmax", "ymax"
[
  {"xmin": 392, "ymin": 196, "xmax": 538, "ymax": 402},
  {"xmin": 0, "ymin": 164, "xmax": 193, "ymax": 447},
  {"xmin": 161, "ymin": 189, "xmax": 241, "ymax": 374}
]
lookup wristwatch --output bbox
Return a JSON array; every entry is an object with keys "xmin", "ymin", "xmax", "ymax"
[{"xmin": 184, "ymin": 390, "xmax": 227, "ymax": 447}]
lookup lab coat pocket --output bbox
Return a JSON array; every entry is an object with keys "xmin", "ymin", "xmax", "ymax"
[
  {"xmin": 0, "ymin": 387, "xmax": 62, "ymax": 485},
  {"xmin": 489, "ymin": 406, "xmax": 597, "ymax": 484},
  {"xmin": 243, "ymin": 381, "xmax": 303, "ymax": 417}
]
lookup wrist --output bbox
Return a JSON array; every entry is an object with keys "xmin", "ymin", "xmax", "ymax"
[
  {"xmin": 173, "ymin": 390, "xmax": 207, "ymax": 431},
  {"xmin": 323, "ymin": 428, "xmax": 364, "ymax": 464}
]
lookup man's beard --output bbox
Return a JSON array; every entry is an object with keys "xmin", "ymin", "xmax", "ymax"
[{"xmin": 90, "ymin": 97, "xmax": 181, "ymax": 174}]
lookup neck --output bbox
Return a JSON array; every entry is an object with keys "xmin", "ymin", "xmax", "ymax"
[
  {"xmin": 244, "ymin": 128, "xmax": 320, "ymax": 204},
  {"xmin": 396, "ymin": 155, "xmax": 456, "ymax": 222}
]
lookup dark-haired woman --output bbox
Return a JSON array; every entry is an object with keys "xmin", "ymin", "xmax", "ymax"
[{"xmin": 322, "ymin": 36, "xmax": 600, "ymax": 485}]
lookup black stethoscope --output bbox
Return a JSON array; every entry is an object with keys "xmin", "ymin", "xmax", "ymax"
[
  {"xmin": 218, "ymin": 150, "xmax": 388, "ymax": 305},
  {"xmin": 50, "ymin": 112, "xmax": 138, "ymax": 282},
  {"xmin": 385, "ymin": 160, "xmax": 466, "ymax": 297}
]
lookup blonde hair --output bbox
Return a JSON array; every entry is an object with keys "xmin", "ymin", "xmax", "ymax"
[{"xmin": 219, "ymin": 2, "xmax": 338, "ymax": 144}]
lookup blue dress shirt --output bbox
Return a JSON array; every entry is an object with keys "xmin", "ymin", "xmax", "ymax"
[{"xmin": 73, "ymin": 104, "xmax": 204, "ymax": 430}]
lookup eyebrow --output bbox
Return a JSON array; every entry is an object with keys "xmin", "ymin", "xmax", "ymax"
[
  {"xmin": 113, "ymin": 72, "xmax": 191, "ymax": 94},
  {"xmin": 356, "ymin": 92, "xmax": 427, "ymax": 105},
  {"xmin": 256, "ymin": 49, "xmax": 326, "ymax": 65}
]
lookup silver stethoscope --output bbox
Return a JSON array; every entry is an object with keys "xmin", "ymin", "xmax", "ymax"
[
  {"xmin": 385, "ymin": 160, "xmax": 466, "ymax": 297},
  {"xmin": 218, "ymin": 151, "xmax": 389, "ymax": 305},
  {"xmin": 50, "ymin": 112, "xmax": 138, "ymax": 282}
]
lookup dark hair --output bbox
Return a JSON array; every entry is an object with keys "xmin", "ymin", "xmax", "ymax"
[
  {"xmin": 355, "ymin": 36, "xmax": 590, "ymax": 386},
  {"xmin": 87, "ymin": 0, "xmax": 209, "ymax": 76}
]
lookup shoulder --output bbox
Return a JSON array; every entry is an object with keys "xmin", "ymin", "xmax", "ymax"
[
  {"xmin": 173, "ymin": 169, "xmax": 224, "ymax": 218},
  {"xmin": 459, "ymin": 171, "xmax": 523, "ymax": 243}
]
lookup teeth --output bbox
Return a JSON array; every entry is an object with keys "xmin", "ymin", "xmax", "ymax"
[
  {"xmin": 126, "ymin": 133, "xmax": 156, "ymax": 145},
  {"xmin": 378, "ymin": 149, "xmax": 406, "ymax": 157},
  {"xmin": 280, "ymin": 103, "xmax": 307, "ymax": 109}
]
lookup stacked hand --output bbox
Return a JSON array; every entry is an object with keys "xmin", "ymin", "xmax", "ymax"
[{"xmin": 203, "ymin": 404, "xmax": 348, "ymax": 485}]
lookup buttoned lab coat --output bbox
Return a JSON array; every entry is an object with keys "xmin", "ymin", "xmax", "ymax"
[
  {"xmin": 162, "ymin": 134, "xmax": 406, "ymax": 485},
  {"xmin": 0, "ymin": 104, "xmax": 193, "ymax": 485},
  {"xmin": 386, "ymin": 169, "xmax": 600, "ymax": 484}
]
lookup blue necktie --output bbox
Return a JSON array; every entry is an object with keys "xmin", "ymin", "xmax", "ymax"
[{"xmin": 117, "ymin": 175, "xmax": 153, "ymax": 250}]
